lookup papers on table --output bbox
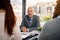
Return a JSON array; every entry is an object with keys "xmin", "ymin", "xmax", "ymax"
[
  {"xmin": 21, "ymin": 32, "xmax": 31, "ymax": 39},
  {"xmin": 21, "ymin": 30, "xmax": 39, "ymax": 39}
]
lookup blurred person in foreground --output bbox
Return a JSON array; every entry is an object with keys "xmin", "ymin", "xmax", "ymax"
[
  {"xmin": 39, "ymin": 0, "xmax": 60, "ymax": 40},
  {"xmin": 20, "ymin": 7, "xmax": 40, "ymax": 32},
  {"xmin": 0, "ymin": 0, "xmax": 22, "ymax": 40}
]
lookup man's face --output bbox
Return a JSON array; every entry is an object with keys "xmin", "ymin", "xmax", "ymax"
[{"xmin": 27, "ymin": 7, "xmax": 34, "ymax": 18}]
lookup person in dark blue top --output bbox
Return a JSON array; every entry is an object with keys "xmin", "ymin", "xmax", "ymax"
[{"xmin": 20, "ymin": 7, "xmax": 40, "ymax": 32}]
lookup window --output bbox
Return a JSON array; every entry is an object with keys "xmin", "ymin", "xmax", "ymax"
[
  {"xmin": 26, "ymin": 0, "xmax": 56, "ymax": 27},
  {"xmin": 11, "ymin": 0, "xmax": 22, "ymax": 25}
]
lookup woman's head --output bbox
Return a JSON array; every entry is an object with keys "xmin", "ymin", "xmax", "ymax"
[
  {"xmin": 0, "ymin": 0, "xmax": 16, "ymax": 36},
  {"xmin": 53, "ymin": 0, "xmax": 60, "ymax": 18}
]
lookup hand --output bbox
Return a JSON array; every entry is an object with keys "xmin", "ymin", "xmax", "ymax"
[{"xmin": 21, "ymin": 26, "xmax": 28, "ymax": 32}]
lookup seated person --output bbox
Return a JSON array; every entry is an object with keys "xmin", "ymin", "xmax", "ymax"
[
  {"xmin": 39, "ymin": 0, "xmax": 60, "ymax": 40},
  {"xmin": 20, "ymin": 7, "xmax": 40, "ymax": 32}
]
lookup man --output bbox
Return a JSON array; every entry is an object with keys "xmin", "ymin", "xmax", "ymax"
[{"xmin": 20, "ymin": 7, "xmax": 40, "ymax": 32}]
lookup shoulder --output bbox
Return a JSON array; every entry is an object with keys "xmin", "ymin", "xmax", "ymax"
[
  {"xmin": 34, "ymin": 15, "xmax": 39, "ymax": 17},
  {"xmin": 43, "ymin": 18, "xmax": 57, "ymax": 28},
  {"xmin": 34, "ymin": 15, "xmax": 39, "ymax": 19},
  {"xmin": 23, "ymin": 15, "xmax": 28, "ymax": 19},
  {"xmin": 46, "ymin": 18, "xmax": 57, "ymax": 24},
  {"xmin": 23, "ymin": 15, "xmax": 28, "ymax": 18}
]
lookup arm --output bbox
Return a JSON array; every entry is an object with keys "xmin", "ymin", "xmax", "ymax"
[
  {"xmin": 20, "ymin": 16, "xmax": 28, "ymax": 32},
  {"xmin": 20, "ymin": 17, "xmax": 26, "ymax": 28},
  {"xmin": 36, "ymin": 16, "xmax": 40, "ymax": 27},
  {"xmin": 35, "ymin": 16, "xmax": 40, "ymax": 30}
]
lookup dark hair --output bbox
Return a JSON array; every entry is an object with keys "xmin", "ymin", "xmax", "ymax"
[
  {"xmin": 0, "ymin": 0, "xmax": 16, "ymax": 36},
  {"xmin": 53, "ymin": 0, "xmax": 60, "ymax": 18}
]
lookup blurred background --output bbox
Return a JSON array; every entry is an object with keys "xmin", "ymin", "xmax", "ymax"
[{"xmin": 11, "ymin": 0, "xmax": 56, "ymax": 28}]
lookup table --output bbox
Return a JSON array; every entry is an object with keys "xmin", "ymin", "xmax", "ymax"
[{"xmin": 21, "ymin": 31, "xmax": 40, "ymax": 40}]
